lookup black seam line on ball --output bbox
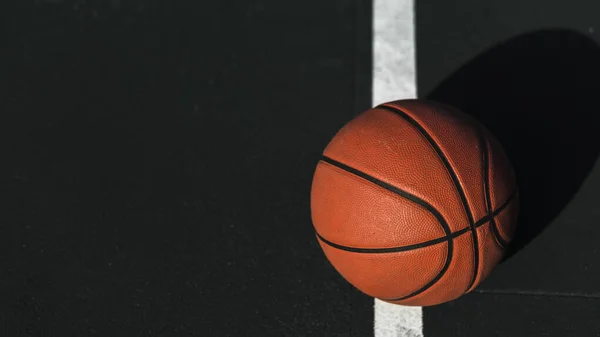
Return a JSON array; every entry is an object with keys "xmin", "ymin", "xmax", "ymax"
[
  {"xmin": 381, "ymin": 192, "xmax": 517, "ymax": 302},
  {"xmin": 474, "ymin": 191, "xmax": 516, "ymax": 227},
  {"xmin": 316, "ymin": 232, "xmax": 453, "ymax": 254},
  {"xmin": 315, "ymin": 190, "xmax": 516, "ymax": 255},
  {"xmin": 493, "ymin": 189, "xmax": 516, "ymax": 218},
  {"xmin": 319, "ymin": 156, "xmax": 453, "ymax": 300},
  {"xmin": 378, "ymin": 104, "xmax": 480, "ymax": 292},
  {"xmin": 479, "ymin": 130, "xmax": 510, "ymax": 249}
]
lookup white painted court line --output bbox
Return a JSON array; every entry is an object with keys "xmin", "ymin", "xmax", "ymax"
[
  {"xmin": 372, "ymin": 0, "xmax": 422, "ymax": 336},
  {"xmin": 374, "ymin": 300, "xmax": 422, "ymax": 337},
  {"xmin": 373, "ymin": 0, "xmax": 416, "ymax": 105}
]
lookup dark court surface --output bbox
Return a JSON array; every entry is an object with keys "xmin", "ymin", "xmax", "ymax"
[
  {"xmin": 4, "ymin": 0, "xmax": 600, "ymax": 336},
  {"xmin": 425, "ymin": 292, "xmax": 600, "ymax": 337},
  {"xmin": 418, "ymin": 0, "xmax": 600, "ymax": 335},
  {"xmin": 1, "ymin": 1, "xmax": 373, "ymax": 336}
]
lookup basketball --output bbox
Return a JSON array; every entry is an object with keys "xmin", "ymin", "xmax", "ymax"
[{"xmin": 311, "ymin": 99, "xmax": 519, "ymax": 306}]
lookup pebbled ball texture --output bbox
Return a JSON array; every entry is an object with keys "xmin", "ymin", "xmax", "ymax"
[{"xmin": 311, "ymin": 99, "xmax": 519, "ymax": 306}]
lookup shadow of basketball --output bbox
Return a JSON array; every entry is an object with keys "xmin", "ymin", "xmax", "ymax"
[{"xmin": 425, "ymin": 29, "xmax": 600, "ymax": 259}]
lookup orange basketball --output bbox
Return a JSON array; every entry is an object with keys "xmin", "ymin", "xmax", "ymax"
[{"xmin": 310, "ymin": 99, "xmax": 519, "ymax": 306}]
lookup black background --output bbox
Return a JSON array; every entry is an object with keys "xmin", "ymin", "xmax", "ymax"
[
  {"xmin": 4, "ymin": 0, "xmax": 600, "ymax": 336},
  {"xmin": 1, "ymin": 1, "xmax": 373, "ymax": 336}
]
